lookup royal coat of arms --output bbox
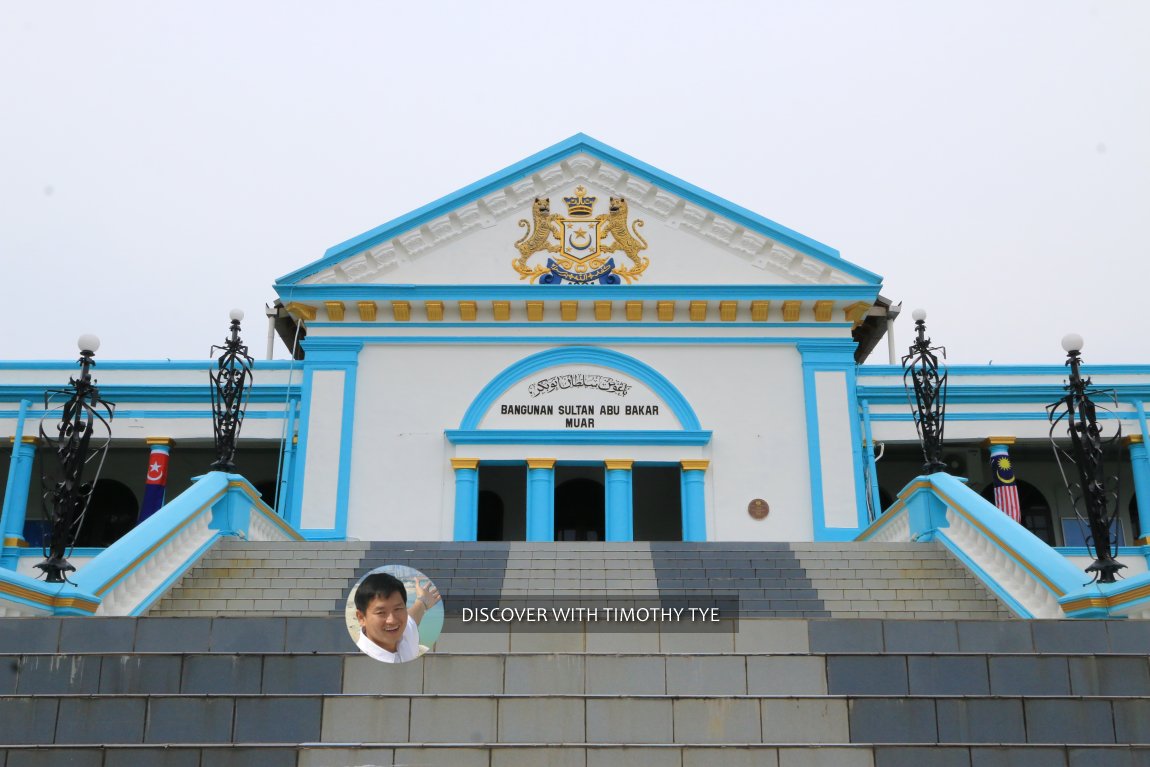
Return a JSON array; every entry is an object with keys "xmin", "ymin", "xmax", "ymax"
[{"xmin": 513, "ymin": 187, "xmax": 649, "ymax": 284}]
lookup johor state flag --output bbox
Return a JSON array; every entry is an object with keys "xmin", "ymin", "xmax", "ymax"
[
  {"xmin": 990, "ymin": 449, "xmax": 1022, "ymax": 523},
  {"xmin": 138, "ymin": 444, "xmax": 171, "ymax": 522}
]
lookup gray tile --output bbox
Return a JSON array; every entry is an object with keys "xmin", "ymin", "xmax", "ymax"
[
  {"xmin": 748, "ymin": 657, "xmax": 827, "ymax": 695},
  {"xmin": 848, "ymin": 699, "xmax": 937, "ymax": 743},
  {"xmin": 181, "ymin": 655, "xmax": 263, "ymax": 694},
  {"xmin": 198, "ymin": 746, "xmax": 298, "ymax": 767},
  {"xmin": 882, "ymin": 621, "xmax": 958, "ymax": 652},
  {"xmin": 908, "ymin": 656, "xmax": 988, "ymax": 695},
  {"xmin": 211, "ymin": 617, "xmax": 286, "ymax": 652},
  {"xmin": 1025, "ymin": 700, "xmax": 1115, "ymax": 744},
  {"xmin": 133, "ymin": 618, "xmax": 212, "ymax": 652},
  {"xmin": 1114, "ymin": 700, "xmax": 1150, "ymax": 744},
  {"xmin": 498, "ymin": 697, "xmax": 585, "ymax": 743},
  {"xmin": 988, "ymin": 656, "xmax": 1070, "ymax": 695},
  {"xmin": 104, "ymin": 747, "xmax": 202, "ymax": 767},
  {"xmin": 826, "ymin": 656, "xmax": 908, "ymax": 695},
  {"xmin": 875, "ymin": 747, "xmax": 969, "ymax": 767},
  {"xmin": 321, "ymin": 696, "xmax": 410, "ymax": 742},
  {"xmin": 734, "ymin": 619, "xmax": 809, "ymax": 653},
  {"xmin": 586, "ymin": 746, "xmax": 682, "ymax": 767},
  {"xmin": 1032, "ymin": 621, "xmax": 1111, "ymax": 653},
  {"xmin": 955, "ymin": 621, "xmax": 1033, "ymax": 652},
  {"xmin": 586, "ymin": 656, "xmax": 665, "ymax": 694},
  {"xmin": 936, "ymin": 699, "xmax": 1026, "ymax": 743},
  {"xmin": 0, "ymin": 659, "xmax": 15, "ymax": 694},
  {"xmin": 967, "ymin": 746, "xmax": 1068, "ymax": 767},
  {"xmin": 491, "ymin": 746, "xmax": 586, "ymax": 767},
  {"xmin": 16, "ymin": 656, "xmax": 101, "ymax": 694},
  {"xmin": 409, "ymin": 697, "xmax": 496, "ymax": 743},
  {"xmin": 145, "ymin": 697, "xmax": 235, "ymax": 743},
  {"xmin": 586, "ymin": 699, "xmax": 672, "ymax": 743},
  {"xmin": 393, "ymin": 747, "xmax": 488, "ymax": 766},
  {"xmin": 99, "ymin": 655, "xmax": 182, "ymax": 694},
  {"xmin": 58, "ymin": 618, "xmax": 136, "ymax": 652},
  {"xmin": 667, "ymin": 656, "xmax": 747, "ymax": 695},
  {"xmin": 298, "ymin": 747, "xmax": 394, "ymax": 767},
  {"xmin": 808, "ymin": 620, "xmax": 884, "ymax": 652},
  {"xmin": 683, "ymin": 747, "xmax": 780, "ymax": 767},
  {"xmin": 341, "ymin": 655, "xmax": 424, "ymax": 694},
  {"xmin": 234, "ymin": 696, "xmax": 322, "ymax": 742},
  {"xmin": 0, "ymin": 697, "xmax": 59, "ymax": 744},
  {"xmin": 1067, "ymin": 747, "xmax": 1135, "ymax": 767},
  {"xmin": 424, "ymin": 655, "xmax": 503, "ymax": 694},
  {"xmin": 56, "ymin": 697, "xmax": 146, "ymax": 744},
  {"xmin": 505, "ymin": 654, "xmax": 585, "ymax": 694},
  {"xmin": 262, "ymin": 655, "xmax": 343, "ymax": 694},
  {"xmin": 6, "ymin": 749, "xmax": 104, "ymax": 767},
  {"xmin": 675, "ymin": 698, "xmax": 761, "ymax": 743},
  {"xmin": 1107, "ymin": 621, "xmax": 1150, "ymax": 653},
  {"xmin": 286, "ymin": 617, "xmax": 351, "ymax": 653},
  {"xmin": 778, "ymin": 746, "xmax": 875, "ymax": 767},
  {"xmin": 761, "ymin": 699, "xmax": 848, "ymax": 743},
  {"xmin": 1069, "ymin": 657, "xmax": 1150, "ymax": 696},
  {"xmin": 0, "ymin": 620, "xmax": 60, "ymax": 653}
]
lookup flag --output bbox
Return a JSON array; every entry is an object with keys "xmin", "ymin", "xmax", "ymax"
[
  {"xmin": 989, "ymin": 446, "xmax": 1021, "ymax": 523},
  {"xmin": 138, "ymin": 440, "xmax": 173, "ymax": 523}
]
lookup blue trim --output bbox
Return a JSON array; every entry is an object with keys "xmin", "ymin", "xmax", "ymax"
[
  {"xmin": 459, "ymin": 346, "xmax": 702, "ymax": 431},
  {"xmin": 1, "ymin": 400, "xmax": 33, "ymax": 570},
  {"xmin": 276, "ymin": 284, "xmax": 880, "ymax": 303},
  {"xmin": 334, "ymin": 360, "xmax": 359, "ymax": 539},
  {"xmin": 0, "ymin": 385, "xmax": 300, "ymax": 403},
  {"xmin": 526, "ymin": 465, "xmax": 555, "ymax": 542},
  {"xmin": 306, "ymin": 321, "xmax": 855, "ymax": 330},
  {"xmin": 0, "ymin": 410, "xmax": 290, "ymax": 420},
  {"xmin": 605, "ymin": 467, "xmax": 634, "ymax": 542},
  {"xmin": 845, "ymin": 366, "xmax": 870, "ymax": 531},
  {"xmin": 860, "ymin": 399, "xmax": 882, "ymax": 520},
  {"xmin": 0, "ymin": 360, "xmax": 299, "ymax": 371},
  {"xmin": 859, "ymin": 363, "xmax": 1150, "ymax": 377},
  {"xmin": 681, "ymin": 466, "xmax": 707, "ymax": 542},
  {"xmin": 1054, "ymin": 545, "xmax": 1147, "ymax": 557},
  {"xmin": 250, "ymin": 335, "xmax": 860, "ymax": 348},
  {"xmin": 856, "ymin": 383, "xmax": 1150, "ymax": 404},
  {"xmin": 870, "ymin": 411, "xmax": 1132, "ymax": 422},
  {"xmin": 277, "ymin": 134, "xmax": 881, "ymax": 286},
  {"xmin": 288, "ymin": 367, "xmax": 315, "ymax": 530},
  {"xmin": 452, "ymin": 465, "xmax": 479, "ymax": 542},
  {"xmin": 446, "ymin": 429, "xmax": 713, "ymax": 446}
]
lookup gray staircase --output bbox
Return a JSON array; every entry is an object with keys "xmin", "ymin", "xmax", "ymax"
[
  {"xmin": 149, "ymin": 541, "xmax": 1011, "ymax": 620},
  {"xmin": 1, "ymin": 616, "xmax": 1149, "ymax": 765}
]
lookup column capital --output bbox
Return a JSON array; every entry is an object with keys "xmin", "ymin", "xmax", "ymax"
[
  {"xmin": 1123, "ymin": 434, "xmax": 1144, "ymax": 447},
  {"xmin": 450, "ymin": 458, "xmax": 480, "ymax": 470},
  {"xmin": 8, "ymin": 436, "xmax": 39, "ymax": 446},
  {"xmin": 681, "ymin": 459, "xmax": 710, "ymax": 472},
  {"xmin": 604, "ymin": 459, "xmax": 634, "ymax": 471},
  {"xmin": 981, "ymin": 436, "xmax": 1017, "ymax": 448},
  {"xmin": 145, "ymin": 437, "xmax": 177, "ymax": 447},
  {"xmin": 526, "ymin": 458, "xmax": 556, "ymax": 470}
]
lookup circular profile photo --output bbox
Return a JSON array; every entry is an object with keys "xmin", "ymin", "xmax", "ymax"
[{"xmin": 346, "ymin": 565, "xmax": 444, "ymax": 664}]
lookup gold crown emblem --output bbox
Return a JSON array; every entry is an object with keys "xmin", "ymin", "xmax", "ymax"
[{"xmin": 564, "ymin": 186, "xmax": 595, "ymax": 217}]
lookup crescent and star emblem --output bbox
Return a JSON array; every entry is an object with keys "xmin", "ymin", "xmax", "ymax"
[{"xmin": 147, "ymin": 461, "xmax": 164, "ymax": 482}]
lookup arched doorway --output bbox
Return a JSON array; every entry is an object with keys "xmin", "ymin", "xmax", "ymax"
[
  {"xmin": 980, "ymin": 479, "xmax": 1055, "ymax": 545},
  {"xmin": 74, "ymin": 479, "xmax": 138, "ymax": 547},
  {"xmin": 554, "ymin": 477, "xmax": 605, "ymax": 541}
]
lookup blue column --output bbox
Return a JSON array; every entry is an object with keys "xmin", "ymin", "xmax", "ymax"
[
  {"xmin": 604, "ymin": 460, "xmax": 634, "ymax": 542},
  {"xmin": 1127, "ymin": 437, "xmax": 1150, "ymax": 545},
  {"xmin": 526, "ymin": 458, "xmax": 555, "ymax": 542},
  {"xmin": 1, "ymin": 432, "xmax": 38, "ymax": 570},
  {"xmin": 451, "ymin": 458, "xmax": 480, "ymax": 541},
  {"xmin": 680, "ymin": 460, "xmax": 708, "ymax": 542}
]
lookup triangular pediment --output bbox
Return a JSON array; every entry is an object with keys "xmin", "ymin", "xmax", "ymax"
[{"xmin": 277, "ymin": 135, "xmax": 881, "ymax": 289}]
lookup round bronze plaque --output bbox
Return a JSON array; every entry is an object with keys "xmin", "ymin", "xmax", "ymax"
[{"xmin": 748, "ymin": 499, "xmax": 769, "ymax": 520}]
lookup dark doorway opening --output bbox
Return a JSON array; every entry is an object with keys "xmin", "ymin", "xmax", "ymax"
[
  {"xmin": 633, "ymin": 465, "xmax": 682, "ymax": 541},
  {"xmin": 979, "ymin": 479, "xmax": 1055, "ymax": 545},
  {"xmin": 477, "ymin": 465, "xmax": 526, "ymax": 541},
  {"xmin": 554, "ymin": 466, "xmax": 605, "ymax": 541},
  {"xmin": 74, "ymin": 479, "xmax": 138, "ymax": 547}
]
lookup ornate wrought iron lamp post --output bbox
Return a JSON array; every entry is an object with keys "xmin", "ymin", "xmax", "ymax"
[
  {"xmin": 210, "ymin": 309, "xmax": 254, "ymax": 472},
  {"xmin": 36, "ymin": 334, "xmax": 114, "ymax": 583},
  {"xmin": 902, "ymin": 309, "xmax": 948, "ymax": 475},
  {"xmin": 1048, "ymin": 334, "xmax": 1125, "ymax": 583}
]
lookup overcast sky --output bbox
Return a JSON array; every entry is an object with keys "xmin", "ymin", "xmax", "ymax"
[{"xmin": 2, "ymin": 2, "xmax": 1147, "ymax": 366}]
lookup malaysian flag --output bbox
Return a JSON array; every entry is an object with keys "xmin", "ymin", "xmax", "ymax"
[{"xmin": 989, "ymin": 446, "xmax": 1021, "ymax": 523}]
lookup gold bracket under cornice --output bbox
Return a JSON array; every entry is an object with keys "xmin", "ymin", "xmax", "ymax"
[
  {"xmin": 844, "ymin": 301, "xmax": 870, "ymax": 326},
  {"xmin": 594, "ymin": 301, "xmax": 613, "ymax": 321},
  {"xmin": 689, "ymin": 301, "xmax": 707, "ymax": 322},
  {"xmin": 782, "ymin": 301, "xmax": 802, "ymax": 322},
  {"xmin": 459, "ymin": 301, "xmax": 478, "ymax": 321},
  {"xmin": 285, "ymin": 302, "xmax": 317, "ymax": 321},
  {"xmin": 526, "ymin": 458, "xmax": 556, "ymax": 469},
  {"xmin": 391, "ymin": 301, "xmax": 411, "ymax": 321},
  {"xmin": 1123, "ymin": 434, "xmax": 1145, "ymax": 446},
  {"xmin": 357, "ymin": 301, "xmax": 377, "ymax": 322},
  {"xmin": 681, "ymin": 459, "xmax": 710, "ymax": 472},
  {"xmin": 560, "ymin": 301, "xmax": 578, "ymax": 322},
  {"xmin": 719, "ymin": 301, "xmax": 737, "ymax": 322},
  {"xmin": 750, "ymin": 301, "xmax": 770, "ymax": 322},
  {"xmin": 657, "ymin": 301, "xmax": 675, "ymax": 322},
  {"xmin": 492, "ymin": 301, "xmax": 511, "ymax": 321},
  {"xmin": 425, "ymin": 301, "xmax": 444, "ymax": 321},
  {"xmin": 626, "ymin": 301, "xmax": 643, "ymax": 321},
  {"xmin": 813, "ymin": 301, "xmax": 834, "ymax": 322},
  {"xmin": 450, "ymin": 458, "xmax": 480, "ymax": 470},
  {"xmin": 145, "ymin": 437, "xmax": 176, "ymax": 447},
  {"xmin": 9, "ymin": 436, "xmax": 39, "ymax": 446},
  {"xmin": 982, "ymin": 436, "xmax": 1017, "ymax": 448},
  {"xmin": 526, "ymin": 301, "xmax": 544, "ymax": 322},
  {"xmin": 324, "ymin": 301, "xmax": 345, "ymax": 322},
  {"xmin": 604, "ymin": 459, "xmax": 634, "ymax": 470}
]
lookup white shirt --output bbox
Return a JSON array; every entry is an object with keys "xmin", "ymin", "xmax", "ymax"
[{"xmin": 356, "ymin": 616, "xmax": 421, "ymax": 663}]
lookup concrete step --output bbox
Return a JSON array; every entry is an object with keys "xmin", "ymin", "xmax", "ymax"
[{"xmin": 148, "ymin": 541, "xmax": 1012, "ymax": 619}]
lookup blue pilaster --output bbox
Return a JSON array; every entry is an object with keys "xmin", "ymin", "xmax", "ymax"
[
  {"xmin": 1127, "ymin": 437, "xmax": 1150, "ymax": 546},
  {"xmin": 452, "ymin": 458, "xmax": 480, "ymax": 541},
  {"xmin": 526, "ymin": 459, "xmax": 556, "ymax": 542},
  {"xmin": 1, "ymin": 429, "xmax": 37, "ymax": 570},
  {"xmin": 680, "ymin": 460, "xmax": 708, "ymax": 542},
  {"xmin": 604, "ymin": 460, "xmax": 634, "ymax": 542}
]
